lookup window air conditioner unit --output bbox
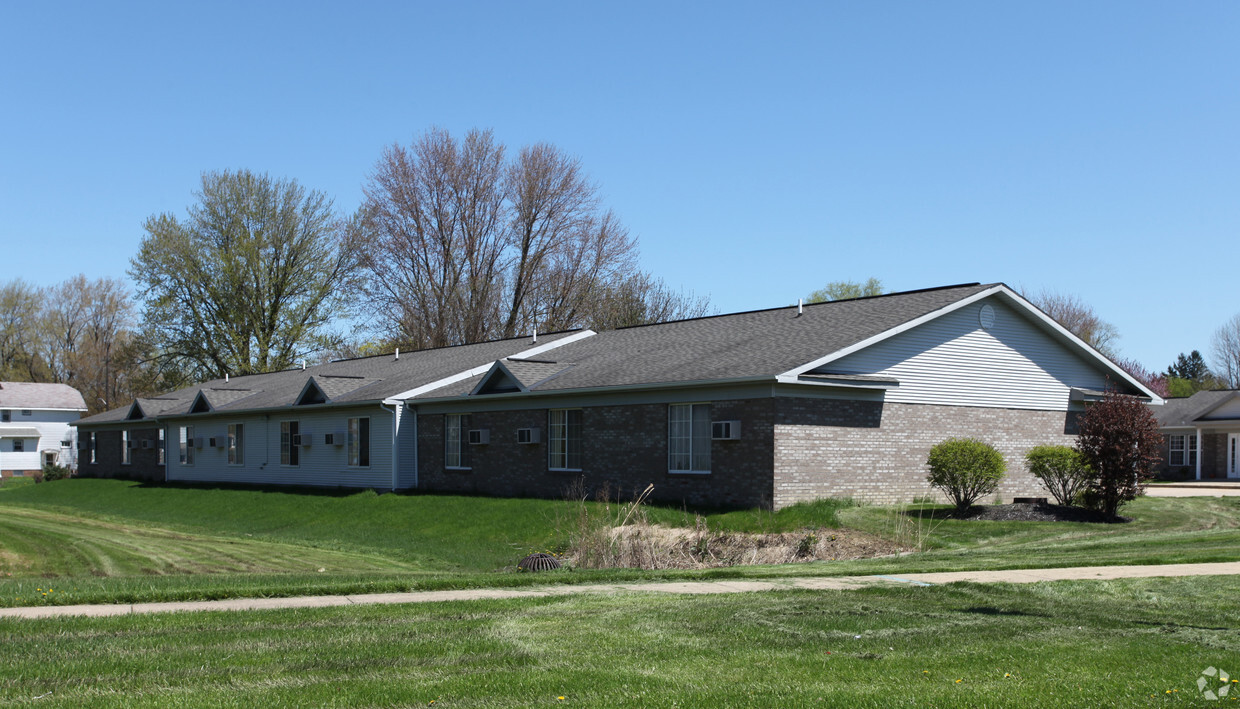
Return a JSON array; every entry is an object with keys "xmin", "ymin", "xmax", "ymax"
[
  {"xmin": 141, "ymin": 439, "xmax": 153, "ymax": 449},
  {"xmin": 193, "ymin": 437, "xmax": 205, "ymax": 449},
  {"xmin": 298, "ymin": 431, "xmax": 313, "ymax": 446},
  {"xmin": 290, "ymin": 434, "xmax": 304, "ymax": 446},
  {"xmin": 711, "ymin": 420, "xmax": 741, "ymax": 440},
  {"xmin": 516, "ymin": 427, "xmax": 540, "ymax": 444},
  {"xmin": 127, "ymin": 439, "xmax": 139, "ymax": 450},
  {"xmin": 324, "ymin": 432, "xmax": 345, "ymax": 446},
  {"xmin": 467, "ymin": 428, "xmax": 490, "ymax": 445}
]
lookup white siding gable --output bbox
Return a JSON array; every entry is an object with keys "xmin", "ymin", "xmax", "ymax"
[
  {"xmin": 1201, "ymin": 396, "xmax": 1240, "ymax": 421},
  {"xmin": 820, "ymin": 297, "xmax": 1112, "ymax": 411}
]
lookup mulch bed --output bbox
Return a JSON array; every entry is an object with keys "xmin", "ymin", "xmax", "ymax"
[{"xmin": 955, "ymin": 502, "xmax": 1129, "ymax": 524}]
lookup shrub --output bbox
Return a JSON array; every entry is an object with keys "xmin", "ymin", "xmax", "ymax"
[
  {"xmin": 1025, "ymin": 445, "xmax": 1091, "ymax": 506},
  {"xmin": 39, "ymin": 464, "xmax": 73, "ymax": 483},
  {"xmin": 1075, "ymin": 388, "xmax": 1163, "ymax": 519},
  {"xmin": 926, "ymin": 438, "xmax": 1007, "ymax": 514}
]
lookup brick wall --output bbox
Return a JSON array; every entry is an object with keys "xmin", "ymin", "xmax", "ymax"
[
  {"xmin": 77, "ymin": 428, "xmax": 167, "ymax": 482},
  {"xmin": 772, "ymin": 399, "xmax": 1081, "ymax": 507},
  {"xmin": 416, "ymin": 399, "xmax": 775, "ymax": 509}
]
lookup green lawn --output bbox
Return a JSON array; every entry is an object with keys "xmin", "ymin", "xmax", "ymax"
[
  {"xmin": 2, "ymin": 576, "xmax": 1237, "ymax": 707},
  {"xmin": 1, "ymin": 478, "xmax": 1238, "ymax": 609}
]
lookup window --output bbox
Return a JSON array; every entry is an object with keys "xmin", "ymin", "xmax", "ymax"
[
  {"xmin": 228, "ymin": 424, "xmax": 244, "ymax": 465},
  {"xmin": 122, "ymin": 431, "xmax": 131, "ymax": 465},
  {"xmin": 348, "ymin": 417, "xmax": 370, "ymax": 467},
  {"xmin": 445, "ymin": 414, "xmax": 470, "ymax": 469},
  {"xmin": 0, "ymin": 410, "xmax": 8, "ymax": 422},
  {"xmin": 1169, "ymin": 434, "xmax": 1198, "ymax": 467},
  {"xmin": 158, "ymin": 428, "xmax": 165, "ymax": 466},
  {"xmin": 669, "ymin": 403, "xmax": 712, "ymax": 473},
  {"xmin": 89, "ymin": 432, "xmax": 97, "ymax": 464},
  {"xmin": 43, "ymin": 451, "xmax": 56, "ymax": 466},
  {"xmin": 13, "ymin": 439, "xmax": 24, "ymax": 453},
  {"xmin": 281, "ymin": 421, "xmax": 299, "ymax": 466},
  {"xmin": 548, "ymin": 409, "xmax": 583, "ymax": 471},
  {"xmin": 179, "ymin": 426, "xmax": 193, "ymax": 465},
  {"xmin": 20, "ymin": 410, "xmax": 30, "ymax": 416}
]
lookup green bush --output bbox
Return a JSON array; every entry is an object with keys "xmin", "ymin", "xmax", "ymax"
[
  {"xmin": 926, "ymin": 438, "xmax": 1007, "ymax": 514},
  {"xmin": 1025, "ymin": 445, "xmax": 1091, "ymax": 506},
  {"xmin": 38, "ymin": 464, "xmax": 73, "ymax": 483}
]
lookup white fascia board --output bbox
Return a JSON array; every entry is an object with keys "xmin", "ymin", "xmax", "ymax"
[
  {"xmin": 0, "ymin": 407, "xmax": 90, "ymax": 413},
  {"xmin": 778, "ymin": 284, "xmax": 1165, "ymax": 405},
  {"xmin": 387, "ymin": 330, "xmax": 596, "ymax": 402},
  {"xmin": 773, "ymin": 374, "xmax": 898, "ymax": 390}
]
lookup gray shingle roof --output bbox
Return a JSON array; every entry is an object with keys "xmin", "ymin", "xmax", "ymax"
[
  {"xmin": 76, "ymin": 331, "xmax": 578, "ymax": 426},
  {"xmin": 0, "ymin": 382, "xmax": 87, "ymax": 410},
  {"xmin": 1154, "ymin": 390, "xmax": 1240, "ymax": 427},
  {"xmin": 416, "ymin": 283, "xmax": 993, "ymax": 399}
]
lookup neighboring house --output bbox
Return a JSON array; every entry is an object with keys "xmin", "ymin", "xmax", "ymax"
[
  {"xmin": 73, "ymin": 283, "xmax": 1160, "ymax": 508},
  {"xmin": 0, "ymin": 382, "xmax": 88, "ymax": 477},
  {"xmin": 1151, "ymin": 390, "xmax": 1240, "ymax": 480}
]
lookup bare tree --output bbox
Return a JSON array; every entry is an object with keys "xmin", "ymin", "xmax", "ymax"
[
  {"xmin": 1211, "ymin": 313, "xmax": 1240, "ymax": 388},
  {"xmin": 0, "ymin": 279, "xmax": 44, "ymax": 380},
  {"xmin": 360, "ymin": 129, "xmax": 649, "ymax": 347},
  {"xmin": 587, "ymin": 273, "xmax": 711, "ymax": 330},
  {"xmin": 1025, "ymin": 289, "xmax": 1120, "ymax": 357}
]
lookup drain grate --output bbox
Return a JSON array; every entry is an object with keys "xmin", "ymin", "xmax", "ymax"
[{"xmin": 518, "ymin": 552, "xmax": 561, "ymax": 572}]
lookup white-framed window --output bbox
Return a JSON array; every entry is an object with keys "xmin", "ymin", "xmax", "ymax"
[
  {"xmin": 348, "ymin": 417, "xmax": 370, "ymax": 467},
  {"xmin": 228, "ymin": 424, "xmax": 244, "ymax": 465},
  {"xmin": 13, "ymin": 439, "xmax": 24, "ymax": 453},
  {"xmin": 548, "ymin": 409, "xmax": 583, "ymax": 471},
  {"xmin": 179, "ymin": 426, "xmax": 193, "ymax": 465},
  {"xmin": 0, "ymin": 410, "xmax": 8, "ymax": 422},
  {"xmin": 88, "ymin": 432, "xmax": 96, "ymax": 464},
  {"xmin": 122, "ymin": 430, "xmax": 131, "ymax": 465},
  {"xmin": 1169, "ymin": 434, "xmax": 1198, "ymax": 467},
  {"xmin": 158, "ymin": 428, "xmax": 165, "ymax": 466},
  {"xmin": 20, "ymin": 410, "xmax": 30, "ymax": 416},
  {"xmin": 445, "ymin": 414, "xmax": 470, "ymax": 469},
  {"xmin": 280, "ymin": 421, "xmax": 299, "ymax": 466},
  {"xmin": 669, "ymin": 403, "xmax": 712, "ymax": 474}
]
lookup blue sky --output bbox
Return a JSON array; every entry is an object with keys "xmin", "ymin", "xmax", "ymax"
[{"xmin": 1, "ymin": 2, "xmax": 1236, "ymax": 373}]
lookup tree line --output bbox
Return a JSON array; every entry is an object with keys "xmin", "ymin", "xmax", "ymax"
[{"xmin": 2, "ymin": 128, "xmax": 710, "ymax": 408}]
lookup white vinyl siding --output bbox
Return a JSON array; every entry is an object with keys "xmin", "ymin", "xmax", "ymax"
[
  {"xmin": 669, "ymin": 403, "xmax": 711, "ymax": 473},
  {"xmin": 166, "ymin": 409, "xmax": 392, "ymax": 488},
  {"xmin": 1169, "ymin": 434, "xmax": 1197, "ymax": 467},
  {"xmin": 0, "ymin": 409, "xmax": 80, "ymax": 470},
  {"xmin": 548, "ymin": 409, "xmax": 582, "ymax": 471},
  {"xmin": 1201, "ymin": 397, "xmax": 1240, "ymax": 420},
  {"xmin": 823, "ymin": 298, "xmax": 1113, "ymax": 410},
  {"xmin": 445, "ymin": 414, "xmax": 470, "ymax": 469}
]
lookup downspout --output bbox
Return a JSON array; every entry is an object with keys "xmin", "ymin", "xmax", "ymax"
[{"xmin": 379, "ymin": 401, "xmax": 398, "ymax": 491}]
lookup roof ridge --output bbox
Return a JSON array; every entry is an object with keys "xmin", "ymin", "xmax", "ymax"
[
  {"xmin": 613, "ymin": 282, "xmax": 988, "ymax": 332},
  {"xmin": 326, "ymin": 329, "xmax": 583, "ymax": 364}
]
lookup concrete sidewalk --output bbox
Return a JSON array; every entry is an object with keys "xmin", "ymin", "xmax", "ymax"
[{"xmin": 4, "ymin": 561, "xmax": 1239, "ymax": 621}]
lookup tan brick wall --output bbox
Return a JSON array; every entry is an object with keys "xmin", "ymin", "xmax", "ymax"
[{"xmin": 773, "ymin": 399, "xmax": 1080, "ymax": 507}]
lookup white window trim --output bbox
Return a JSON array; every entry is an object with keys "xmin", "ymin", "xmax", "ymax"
[
  {"xmin": 179, "ymin": 426, "xmax": 193, "ymax": 466},
  {"xmin": 668, "ymin": 402, "xmax": 712, "ymax": 475},
  {"xmin": 548, "ymin": 409, "xmax": 583, "ymax": 472},
  {"xmin": 347, "ymin": 417, "xmax": 370, "ymax": 468},
  {"xmin": 445, "ymin": 414, "xmax": 471, "ymax": 470},
  {"xmin": 1169, "ymin": 434, "xmax": 1197, "ymax": 467},
  {"xmin": 228, "ymin": 424, "xmax": 244, "ymax": 466},
  {"xmin": 121, "ymin": 431, "xmax": 131, "ymax": 465},
  {"xmin": 280, "ymin": 420, "xmax": 299, "ymax": 467}
]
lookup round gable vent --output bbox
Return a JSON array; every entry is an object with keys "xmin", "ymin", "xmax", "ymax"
[{"xmin": 979, "ymin": 304, "xmax": 996, "ymax": 330}]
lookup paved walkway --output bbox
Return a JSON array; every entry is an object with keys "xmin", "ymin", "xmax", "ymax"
[
  {"xmin": 1146, "ymin": 482, "xmax": 1240, "ymax": 497},
  {"xmin": 4, "ymin": 561, "xmax": 1239, "ymax": 620}
]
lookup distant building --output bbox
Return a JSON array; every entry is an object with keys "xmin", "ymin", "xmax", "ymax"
[
  {"xmin": 0, "ymin": 382, "xmax": 88, "ymax": 477},
  {"xmin": 1151, "ymin": 389, "xmax": 1240, "ymax": 480},
  {"xmin": 73, "ymin": 283, "xmax": 1159, "ymax": 508}
]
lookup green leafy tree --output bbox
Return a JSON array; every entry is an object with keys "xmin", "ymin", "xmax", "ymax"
[
  {"xmin": 1164, "ymin": 350, "xmax": 1215, "ymax": 396},
  {"xmin": 130, "ymin": 170, "xmax": 362, "ymax": 379},
  {"xmin": 926, "ymin": 438, "xmax": 1007, "ymax": 514},
  {"xmin": 805, "ymin": 278, "xmax": 884, "ymax": 304},
  {"xmin": 1025, "ymin": 445, "xmax": 1091, "ymax": 506},
  {"xmin": 1074, "ymin": 389, "xmax": 1163, "ymax": 519}
]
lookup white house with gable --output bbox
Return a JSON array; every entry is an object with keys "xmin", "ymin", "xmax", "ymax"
[{"xmin": 0, "ymin": 382, "xmax": 88, "ymax": 476}]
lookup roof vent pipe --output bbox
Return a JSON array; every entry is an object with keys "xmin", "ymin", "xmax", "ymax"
[
  {"xmin": 533, "ymin": 329, "xmax": 537, "ymax": 344},
  {"xmin": 395, "ymin": 348, "xmax": 400, "ymax": 360},
  {"xmin": 225, "ymin": 373, "xmax": 229, "ymax": 383},
  {"xmin": 797, "ymin": 298, "xmax": 803, "ymax": 316},
  {"xmin": 300, "ymin": 359, "xmax": 306, "ymax": 371}
]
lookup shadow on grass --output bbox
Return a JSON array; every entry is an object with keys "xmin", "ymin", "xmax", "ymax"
[{"xmin": 902, "ymin": 504, "xmax": 1130, "ymax": 525}]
